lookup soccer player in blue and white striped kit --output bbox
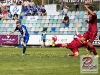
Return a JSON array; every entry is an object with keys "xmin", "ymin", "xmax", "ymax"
[
  {"xmin": 41, "ymin": 30, "xmax": 46, "ymax": 47},
  {"xmin": 7, "ymin": 21, "xmax": 29, "ymax": 56}
]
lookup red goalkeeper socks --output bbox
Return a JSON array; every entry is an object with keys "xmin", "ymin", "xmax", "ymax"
[
  {"xmin": 55, "ymin": 44, "xmax": 62, "ymax": 47},
  {"xmin": 90, "ymin": 45, "xmax": 97, "ymax": 55}
]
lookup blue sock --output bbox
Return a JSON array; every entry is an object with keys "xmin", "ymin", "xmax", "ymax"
[{"xmin": 23, "ymin": 46, "xmax": 26, "ymax": 54}]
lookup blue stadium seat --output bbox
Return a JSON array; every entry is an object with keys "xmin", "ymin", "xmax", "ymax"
[
  {"xmin": 34, "ymin": 31, "xmax": 38, "ymax": 35},
  {"xmin": 51, "ymin": 27, "xmax": 56, "ymax": 32}
]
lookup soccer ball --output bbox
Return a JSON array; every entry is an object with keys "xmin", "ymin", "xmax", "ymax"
[{"xmin": 73, "ymin": 34, "xmax": 78, "ymax": 39}]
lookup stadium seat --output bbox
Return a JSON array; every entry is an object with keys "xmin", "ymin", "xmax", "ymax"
[
  {"xmin": 46, "ymin": 16, "xmax": 50, "ymax": 19},
  {"xmin": 47, "ymin": 31, "xmax": 51, "ymax": 35},
  {"xmin": 71, "ymin": 11, "xmax": 76, "ymax": 15},
  {"xmin": 83, "ymin": 15, "xmax": 89, "ymax": 19},
  {"xmin": 28, "ymin": 24, "xmax": 33, "ymax": 27},
  {"xmin": 48, "ymin": 24, "xmax": 52, "ymax": 27},
  {"xmin": 81, "ymin": 27, "xmax": 86, "ymax": 31},
  {"xmin": 55, "ymin": 27, "xmax": 60, "ymax": 31},
  {"xmin": 0, "ymin": 20, "xmax": 3, "ymax": 24},
  {"xmin": 21, "ymin": 20, "xmax": 25, "ymax": 24},
  {"xmin": 68, "ymin": 27, "xmax": 73, "ymax": 31},
  {"xmin": 97, "ymin": 15, "xmax": 100, "ymax": 19},
  {"xmin": 27, "ymin": 27, "xmax": 32, "ymax": 31},
  {"xmin": 64, "ymin": 28, "xmax": 68, "ymax": 31},
  {"xmin": 50, "ymin": 15, "xmax": 54, "ymax": 19},
  {"xmin": 67, "ymin": 31, "xmax": 72, "ymax": 35},
  {"xmin": 97, "ymin": 19, "xmax": 100, "ymax": 23},
  {"xmin": 76, "ymin": 11, "xmax": 80, "ymax": 15},
  {"xmin": 80, "ymin": 11, "xmax": 84, "ymax": 15},
  {"xmin": 10, "ymin": 20, "xmax": 15, "ymax": 24},
  {"xmin": 31, "ymin": 28, "xmax": 35, "ymax": 31},
  {"xmin": 69, "ymin": 23, "xmax": 73, "ymax": 27},
  {"xmin": 2, "ymin": 24, "xmax": 6, "ymax": 27},
  {"xmin": 25, "ymin": 20, "xmax": 30, "ymax": 24},
  {"xmin": 56, "ymin": 24, "xmax": 60, "ymax": 27},
  {"xmin": 0, "ymin": 24, "xmax": 2, "ymax": 27},
  {"xmin": 59, "ymin": 31, "xmax": 64, "ymax": 35},
  {"xmin": 38, "ymin": 31, "xmax": 42, "ymax": 35},
  {"xmin": 49, "ymin": 19, "xmax": 53, "ymax": 23},
  {"xmin": 37, "ymin": 20, "xmax": 42, "ymax": 24},
  {"xmin": 47, "ymin": 28, "xmax": 51, "ymax": 31},
  {"xmin": 32, "ymin": 24, "xmax": 36, "ymax": 27},
  {"xmin": 41, "ymin": 20, "xmax": 45, "ymax": 23},
  {"xmin": 51, "ymin": 27, "xmax": 56, "ymax": 32},
  {"xmin": 43, "ymin": 27, "xmax": 47, "ymax": 31},
  {"xmin": 5, "ymin": 24, "xmax": 9, "ymax": 27},
  {"xmin": 70, "ymin": 15, "xmax": 75, "ymax": 19},
  {"xmin": 54, "ymin": 16, "xmax": 58, "ymax": 19},
  {"xmin": 7, "ymin": 28, "xmax": 13, "ymax": 31},
  {"xmin": 67, "ymin": 11, "xmax": 71, "ymax": 16},
  {"xmin": 60, "ymin": 28, "xmax": 64, "ymax": 31},
  {"xmin": 79, "ymin": 19, "xmax": 83, "ymax": 23},
  {"xmin": 60, "ymin": 23, "xmax": 65, "ymax": 28},
  {"xmin": 58, "ymin": 15, "xmax": 63, "ymax": 19},
  {"xmin": 3, "ymin": 20, "xmax": 6, "ymax": 24},
  {"xmin": 69, "ymin": 19, "xmax": 74, "ymax": 23},
  {"xmin": 35, "ymin": 24, "xmax": 40, "ymax": 27},
  {"xmin": 72, "ymin": 27, "xmax": 76, "ymax": 31},
  {"xmin": 64, "ymin": 31, "xmax": 67, "ymax": 35},
  {"xmin": 6, "ymin": 20, "xmax": 11, "ymax": 24},
  {"xmin": 79, "ymin": 14, "xmax": 84, "ymax": 19},
  {"xmin": 38, "ymin": 16, "xmax": 42, "ymax": 19},
  {"xmin": 39, "ymin": 28, "xmax": 43, "ymax": 31},
  {"xmin": 45, "ymin": 20, "xmax": 49, "ymax": 23},
  {"xmin": 0, "ymin": 27, "xmax": 4, "ymax": 31},
  {"xmin": 42, "ymin": 16, "xmax": 47, "ymax": 19},
  {"xmin": 33, "ymin": 20, "xmax": 37, "ymax": 23},
  {"xmin": 40, "ymin": 24, "xmax": 44, "ymax": 27},
  {"xmin": 74, "ymin": 19, "xmax": 79, "ymax": 23},
  {"xmin": 97, "ymin": 11, "xmax": 100, "ymax": 15},
  {"xmin": 55, "ymin": 31, "xmax": 59, "ymax": 35},
  {"xmin": 44, "ymin": 24, "xmax": 48, "ymax": 27},
  {"xmin": 51, "ymin": 31, "xmax": 55, "ymax": 35},
  {"xmin": 57, "ymin": 19, "xmax": 62, "ymax": 23},
  {"xmin": 53, "ymin": 19, "xmax": 58, "ymax": 24},
  {"xmin": 34, "ymin": 31, "xmax": 38, "ymax": 35},
  {"xmin": 52, "ymin": 24, "xmax": 57, "ymax": 27}
]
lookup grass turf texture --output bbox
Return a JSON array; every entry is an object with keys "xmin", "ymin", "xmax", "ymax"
[{"xmin": 0, "ymin": 47, "xmax": 99, "ymax": 75}]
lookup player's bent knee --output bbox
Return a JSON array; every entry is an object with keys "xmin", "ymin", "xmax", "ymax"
[{"xmin": 74, "ymin": 52, "xmax": 79, "ymax": 56}]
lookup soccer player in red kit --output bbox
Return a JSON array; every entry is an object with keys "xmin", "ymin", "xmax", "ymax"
[
  {"xmin": 80, "ymin": 5, "xmax": 98, "ymax": 57},
  {"xmin": 53, "ymin": 23, "xmax": 90, "ymax": 57}
]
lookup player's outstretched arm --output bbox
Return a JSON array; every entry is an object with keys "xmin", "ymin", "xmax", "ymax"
[
  {"xmin": 84, "ymin": 5, "xmax": 95, "ymax": 16},
  {"xmin": 7, "ymin": 30, "xmax": 15, "ymax": 35},
  {"xmin": 76, "ymin": 22, "xmax": 79, "ymax": 35}
]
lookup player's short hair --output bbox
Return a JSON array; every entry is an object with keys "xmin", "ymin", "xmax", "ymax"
[
  {"xmin": 16, "ymin": 21, "xmax": 21, "ymax": 24},
  {"xmin": 88, "ymin": 6, "xmax": 94, "ymax": 11}
]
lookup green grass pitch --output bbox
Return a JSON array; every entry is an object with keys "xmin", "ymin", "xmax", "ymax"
[{"xmin": 0, "ymin": 47, "xmax": 99, "ymax": 75}]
